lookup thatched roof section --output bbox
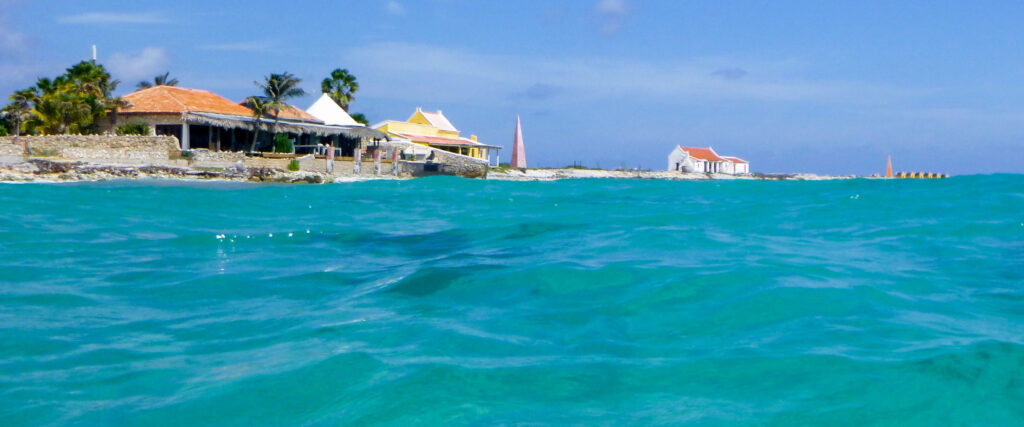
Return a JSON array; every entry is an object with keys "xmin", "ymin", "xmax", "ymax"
[{"xmin": 184, "ymin": 112, "xmax": 390, "ymax": 141}]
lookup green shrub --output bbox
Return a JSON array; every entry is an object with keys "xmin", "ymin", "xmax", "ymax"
[
  {"xmin": 115, "ymin": 122, "xmax": 150, "ymax": 136},
  {"xmin": 0, "ymin": 123, "xmax": 7, "ymax": 136},
  {"xmin": 288, "ymin": 159, "xmax": 300, "ymax": 171},
  {"xmin": 34, "ymin": 148, "xmax": 59, "ymax": 157},
  {"xmin": 273, "ymin": 134, "xmax": 293, "ymax": 153},
  {"xmin": 180, "ymin": 150, "xmax": 194, "ymax": 159}
]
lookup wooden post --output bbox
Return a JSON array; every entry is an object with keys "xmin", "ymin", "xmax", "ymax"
[
  {"xmin": 354, "ymin": 148, "xmax": 362, "ymax": 173},
  {"xmin": 392, "ymin": 150, "xmax": 400, "ymax": 176},
  {"xmin": 374, "ymin": 149, "xmax": 382, "ymax": 175}
]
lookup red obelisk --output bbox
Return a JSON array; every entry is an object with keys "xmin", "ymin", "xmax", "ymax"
[
  {"xmin": 886, "ymin": 156, "xmax": 893, "ymax": 178},
  {"xmin": 510, "ymin": 115, "xmax": 527, "ymax": 170}
]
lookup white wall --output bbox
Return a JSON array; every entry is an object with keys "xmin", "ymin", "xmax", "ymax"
[{"xmin": 667, "ymin": 148, "xmax": 689, "ymax": 171}]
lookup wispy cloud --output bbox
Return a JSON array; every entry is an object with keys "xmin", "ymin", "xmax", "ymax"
[
  {"xmin": 343, "ymin": 42, "xmax": 909, "ymax": 107},
  {"xmin": 712, "ymin": 68, "xmax": 748, "ymax": 80},
  {"xmin": 0, "ymin": 1, "xmax": 27, "ymax": 54},
  {"xmin": 0, "ymin": 0, "xmax": 49, "ymax": 90},
  {"xmin": 595, "ymin": 0, "xmax": 628, "ymax": 15},
  {"xmin": 58, "ymin": 12, "xmax": 168, "ymax": 24},
  {"xmin": 199, "ymin": 41, "xmax": 275, "ymax": 52},
  {"xmin": 594, "ymin": 0, "xmax": 629, "ymax": 33},
  {"xmin": 385, "ymin": 1, "xmax": 406, "ymax": 16},
  {"xmin": 106, "ymin": 47, "xmax": 171, "ymax": 81}
]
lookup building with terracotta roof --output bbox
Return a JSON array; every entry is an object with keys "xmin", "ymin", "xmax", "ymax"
[
  {"xmin": 721, "ymin": 156, "xmax": 749, "ymax": 174},
  {"xmin": 109, "ymin": 85, "xmax": 386, "ymax": 153},
  {"xmin": 668, "ymin": 146, "xmax": 750, "ymax": 174},
  {"xmin": 372, "ymin": 107, "xmax": 500, "ymax": 163}
]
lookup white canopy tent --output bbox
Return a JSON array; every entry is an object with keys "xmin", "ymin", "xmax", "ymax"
[{"xmin": 306, "ymin": 93, "xmax": 361, "ymax": 126}]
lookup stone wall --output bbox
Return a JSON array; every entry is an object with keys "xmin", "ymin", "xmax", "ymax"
[
  {"xmin": 102, "ymin": 113, "xmax": 181, "ymax": 136},
  {"xmin": 0, "ymin": 135, "xmax": 181, "ymax": 165},
  {"xmin": 0, "ymin": 140, "xmax": 24, "ymax": 165},
  {"xmin": 189, "ymin": 149, "xmax": 245, "ymax": 169}
]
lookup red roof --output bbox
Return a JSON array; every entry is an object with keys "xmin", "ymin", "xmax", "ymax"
[
  {"xmin": 265, "ymin": 104, "xmax": 319, "ymax": 121},
  {"xmin": 722, "ymin": 156, "xmax": 747, "ymax": 164},
  {"xmin": 395, "ymin": 133, "xmax": 482, "ymax": 147},
  {"xmin": 120, "ymin": 86, "xmax": 254, "ymax": 116},
  {"xmin": 679, "ymin": 146, "xmax": 725, "ymax": 162}
]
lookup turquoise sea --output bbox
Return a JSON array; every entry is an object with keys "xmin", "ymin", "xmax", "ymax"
[{"xmin": 1, "ymin": 176, "xmax": 1022, "ymax": 425}]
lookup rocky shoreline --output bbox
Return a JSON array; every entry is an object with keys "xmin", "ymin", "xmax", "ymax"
[
  {"xmin": 0, "ymin": 159, "xmax": 397, "ymax": 184},
  {"xmin": 0, "ymin": 160, "xmax": 858, "ymax": 184},
  {"xmin": 486, "ymin": 168, "xmax": 858, "ymax": 181}
]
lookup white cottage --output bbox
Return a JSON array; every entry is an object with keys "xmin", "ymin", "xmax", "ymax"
[{"xmin": 668, "ymin": 146, "xmax": 749, "ymax": 175}]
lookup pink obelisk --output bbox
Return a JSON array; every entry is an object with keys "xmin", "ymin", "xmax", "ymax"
[{"xmin": 510, "ymin": 115, "xmax": 527, "ymax": 170}]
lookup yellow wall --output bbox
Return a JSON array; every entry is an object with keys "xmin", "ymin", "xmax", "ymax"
[
  {"xmin": 407, "ymin": 111, "xmax": 432, "ymax": 127},
  {"xmin": 376, "ymin": 113, "xmax": 488, "ymax": 160}
]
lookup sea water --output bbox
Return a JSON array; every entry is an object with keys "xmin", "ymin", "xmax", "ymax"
[{"xmin": 0, "ymin": 176, "xmax": 1022, "ymax": 425}]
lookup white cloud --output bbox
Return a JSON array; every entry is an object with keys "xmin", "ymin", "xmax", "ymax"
[
  {"xmin": 199, "ymin": 41, "xmax": 275, "ymax": 52},
  {"xmin": 58, "ymin": 12, "xmax": 168, "ymax": 24},
  {"xmin": 106, "ymin": 47, "xmax": 171, "ymax": 81},
  {"xmin": 386, "ymin": 1, "xmax": 406, "ymax": 16},
  {"xmin": 343, "ymin": 42, "xmax": 907, "ymax": 107},
  {"xmin": 0, "ymin": 26, "xmax": 26, "ymax": 54},
  {"xmin": 594, "ymin": 0, "xmax": 629, "ymax": 33},
  {"xmin": 595, "ymin": 0, "xmax": 628, "ymax": 15},
  {"xmin": 0, "ymin": 1, "xmax": 27, "ymax": 54}
]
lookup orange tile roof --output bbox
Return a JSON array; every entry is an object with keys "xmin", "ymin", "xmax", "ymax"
[
  {"xmin": 119, "ymin": 86, "xmax": 254, "ymax": 116},
  {"xmin": 679, "ymin": 146, "xmax": 726, "ymax": 162},
  {"xmin": 722, "ymin": 156, "xmax": 748, "ymax": 164},
  {"xmin": 269, "ymin": 104, "xmax": 318, "ymax": 121}
]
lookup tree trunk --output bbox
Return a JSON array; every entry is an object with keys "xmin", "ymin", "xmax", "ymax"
[{"xmin": 250, "ymin": 125, "xmax": 261, "ymax": 153}]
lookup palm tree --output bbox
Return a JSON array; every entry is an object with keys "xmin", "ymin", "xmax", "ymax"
[
  {"xmin": 320, "ymin": 68, "xmax": 358, "ymax": 112},
  {"xmin": 254, "ymin": 72, "xmax": 305, "ymax": 137},
  {"xmin": 4, "ymin": 88, "xmax": 36, "ymax": 137},
  {"xmin": 137, "ymin": 72, "xmax": 180, "ymax": 90},
  {"xmin": 349, "ymin": 112, "xmax": 368, "ymax": 125},
  {"xmin": 244, "ymin": 96, "xmax": 271, "ymax": 153}
]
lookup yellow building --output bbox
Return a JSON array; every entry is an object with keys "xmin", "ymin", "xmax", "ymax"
[{"xmin": 373, "ymin": 108, "xmax": 499, "ymax": 162}]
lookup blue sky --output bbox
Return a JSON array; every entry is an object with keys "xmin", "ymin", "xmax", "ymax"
[{"xmin": 2, "ymin": 0, "xmax": 1023, "ymax": 174}]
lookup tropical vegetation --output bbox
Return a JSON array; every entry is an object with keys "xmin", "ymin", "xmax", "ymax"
[
  {"xmin": 2, "ymin": 61, "xmax": 124, "ymax": 136},
  {"xmin": 253, "ymin": 72, "xmax": 305, "ymax": 138},
  {"xmin": 349, "ymin": 112, "xmax": 369, "ymax": 125},
  {"xmin": 136, "ymin": 72, "xmax": 179, "ymax": 90},
  {"xmin": 321, "ymin": 68, "xmax": 358, "ymax": 112},
  {"xmin": 273, "ymin": 134, "xmax": 293, "ymax": 153},
  {"xmin": 115, "ymin": 122, "xmax": 150, "ymax": 136},
  {"xmin": 243, "ymin": 96, "xmax": 271, "ymax": 153}
]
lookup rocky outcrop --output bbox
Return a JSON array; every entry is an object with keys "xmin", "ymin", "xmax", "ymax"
[{"xmin": 417, "ymin": 149, "xmax": 488, "ymax": 178}]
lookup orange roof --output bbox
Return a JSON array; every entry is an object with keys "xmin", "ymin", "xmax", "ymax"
[
  {"xmin": 395, "ymin": 133, "xmax": 481, "ymax": 147},
  {"xmin": 119, "ymin": 86, "xmax": 253, "ymax": 116},
  {"xmin": 679, "ymin": 146, "xmax": 725, "ymax": 162},
  {"xmin": 722, "ymin": 156, "xmax": 747, "ymax": 164},
  {"xmin": 269, "ymin": 104, "xmax": 318, "ymax": 122}
]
